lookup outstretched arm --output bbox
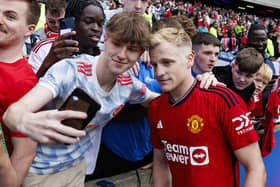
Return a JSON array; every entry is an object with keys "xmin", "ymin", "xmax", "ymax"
[{"xmin": 3, "ymin": 85, "xmax": 86, "ymax": 145}]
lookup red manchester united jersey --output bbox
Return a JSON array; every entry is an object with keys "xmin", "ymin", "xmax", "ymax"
[{"xmin": 149, "ymin": 80, "xmax": 259, "ymax": 187}]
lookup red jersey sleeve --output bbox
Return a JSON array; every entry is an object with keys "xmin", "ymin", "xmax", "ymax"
[{"xmin": 220, "ymin": 94, "xmax": 259, "ymax": 151}]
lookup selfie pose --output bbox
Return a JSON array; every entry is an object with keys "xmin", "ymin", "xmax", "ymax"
[{"xmin": 4, "ymin": 12, "xmax": 158, "ymax": 187}]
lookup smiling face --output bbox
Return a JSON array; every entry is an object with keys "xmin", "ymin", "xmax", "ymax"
[
  {"xmin": 231, "ymin": 63, "xmax": 256, "ymax": 90},
  {"xmin": 247, "ymin": 29, "xmax": 267, "ymax": 53},
  {"xmin": 193, "ymin": 44, "xmax": 219, "ymax": 74},
  {"xmin": 0, "ymin": 0, "xmax": 34, "ymax": 49},
  {"xmin": 75, "ymin": 5, "xmax": 104, "ymax": 50},
  {"xmin": 103, "ymin": 35, "xmax": 144, "ymax": 76},
  {"xmin": 150, "ymin": 41, "xmax": 194, "ymax": 96}
]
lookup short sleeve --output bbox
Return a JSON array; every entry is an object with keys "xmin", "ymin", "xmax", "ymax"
[
  {"xmin": 128, "ymin": 75, "xmax": 153, "ymax": 104},
  {"xmin": 38, "ymin": 59, "xmax": 76, "ymax": 99},
  {"xmin": 220, "ymin": 95, "xmax": 259, "ymax": 150}
]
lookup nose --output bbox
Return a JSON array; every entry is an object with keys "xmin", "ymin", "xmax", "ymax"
[
  {"xmin": 135, "ymin": 0, "xmax": 142, "ymax": 9},
  {"xmin": 91, "ymin": 22, "xmax": 102, "ymax": 33},
  {"xmin": 117, "ymin": 46, "xmax": 127, "ymax": 60},
  {"xmin": 154, "ymin": 64, "xmax": 165, "ymax": 78}
]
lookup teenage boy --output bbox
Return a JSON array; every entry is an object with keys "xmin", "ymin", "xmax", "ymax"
[
  {"xmin": 213, "ymin": 48, "xmax": 263, "ymax": 103},
  {"xmin": 148, "ymin": 27, "xmax": 266, "ymax": 187},
  {"xmin": 0, "ymin": 0, "xmax": 40, "ymax": 186},
  {"xmin": 191, "ymin": 32, "xmax": 220, "ymax": 77},
  {"xmin": 23, "ymin": 0, "xmax": 66, "ymax": 55},
  {"xmin": 4, "ymin": 13, "xmax": 158, "ymax": 186}
]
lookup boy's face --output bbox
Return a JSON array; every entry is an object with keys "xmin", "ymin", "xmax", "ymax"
[
  {"xmin": 123, "ymin": 0, "xmax": 148, "ymax": 15},
  {"xmin": 193, "ymin": 44, "xmax": 219, "ymax": 74},
  {"xmin": 150, "ymin": 41, "xmax": 193, "ymax": 94},
  {"xmin": 103, "ymin": 35, "xmax": 143, "ymax": 75},
  {"xmin": 0, "ymin": 0, "xmax": 34, "ymax": 48},
  {"xmin": 75, "ymin": 5, "xmax": 104, "ymax": 49},
  {"xmin": 46, "ymin": 9, "xmax": 65, "ymax": 33},
  {"xmin": 231, "ymin": 63, "xmax": 256, "ymax": 90},
  {"xmin": 254, "ymin": 75, "xmax": 269, "ymax": 95}
]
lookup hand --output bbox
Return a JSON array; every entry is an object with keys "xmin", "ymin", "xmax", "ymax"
[
  {"xmin": 196, "ymin": 72, "xmax": 225, "ymax": 89},
  {"xmin": 49, "ymin": 31, "xmax": 79, "ymax": 61},
  {"xmin": 140, "ymin": 50, "xmax": 151, "ymax": 67},
  {"xmin": 17, "ymin": 110, "xmax": 87, "ymax": 145},
  {"xmin": 129, "ymin": 62, "xmax": 140, "ymax": 76},
  {"xmin": 37, "ymin": 31, "xmax": 79, "ymax": 78}
]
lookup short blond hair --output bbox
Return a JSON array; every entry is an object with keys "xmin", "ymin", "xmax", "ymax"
[
  {"xmin": 256, "ymin": 63, "xmax": 273, "ymax": 82},
  {"xmin": 150, "ymin": 27, "xmax": 192, "ymax": 51}
]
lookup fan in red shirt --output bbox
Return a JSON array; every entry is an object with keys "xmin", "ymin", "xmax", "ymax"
[{"xmin": 148, "ymin": 27, "xmax": 266, "ymax": 187}]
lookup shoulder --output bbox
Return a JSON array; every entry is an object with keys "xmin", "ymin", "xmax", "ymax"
[
  {"xmin": 31, "ymin": 38, "xmax": 55, "ymax": 54},
  {"xmin": 196, "ymin": 84, "xmax": 241, "ymax": 109}
]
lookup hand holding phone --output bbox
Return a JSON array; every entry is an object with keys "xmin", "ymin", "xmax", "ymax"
[
  {"xmin": 59, "ymin": 88, "xmax": 101, "ymax": 130},
  {"xmin": 59, "ymin": 17, "xmax": 76, "ymax": 40}
]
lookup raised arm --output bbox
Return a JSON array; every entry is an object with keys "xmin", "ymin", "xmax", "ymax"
[
  {"xmin": 3, "ymin": 85, "xmax": 86, "ymax": 144},
  {"xmin": 234, "ymin": 142, "xmax": 266, "ymax": 187}
]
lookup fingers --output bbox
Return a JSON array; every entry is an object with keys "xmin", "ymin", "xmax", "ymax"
[
  {"xmin": 140, "ymin": 50, "xmax": 152, "ymax": 67},
  {"xmin": 130, "ymin": 62, "xmax": 140, "ymax": 76},
  {"xmin": 197, "ymin": 72, "xmax": 217, "ymax": 89},
  {"xmin": 19, "ymin": 110, "xmax": 87, "ymax": 145}
]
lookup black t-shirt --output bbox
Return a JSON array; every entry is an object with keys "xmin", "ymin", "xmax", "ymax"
[{"xmin": 213, "ymin": 65, "xmax": 255, "ymax": 103}]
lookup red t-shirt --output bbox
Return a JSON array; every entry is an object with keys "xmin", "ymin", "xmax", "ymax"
[
  {"xmin": 149, "ymin": 81, "xmax": 259, "ymax": 187},
  {"xmin": 0, "ymin": 58, "xmax": 38, "ymax": 154}
]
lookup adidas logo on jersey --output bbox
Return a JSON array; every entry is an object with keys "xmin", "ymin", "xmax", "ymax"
[{"xmin": 157, "ymin": 120, "xmax": 163, "ymax": 129}]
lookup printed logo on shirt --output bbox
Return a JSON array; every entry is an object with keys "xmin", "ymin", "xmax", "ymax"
[
  {"xmin": 232, "ymin": 113, "xmax": 253, "ymax": 135},
  {"xmin": 189, "ymin": 146, "xmax": 209, "ymax": 166},
  {"xmin": 186, "ymin": 114, "xmax": 204, "ymax": 134},
  {"xmin": 161, "ymin": 140, "xmax": 209, "ymax": 166},
  {"xmin": 157, "ymin": 120, "xmax": 163, "ymax": 129}
]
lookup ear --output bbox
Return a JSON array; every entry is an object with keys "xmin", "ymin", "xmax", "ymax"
[
  {"xmin": 104, "ymin": 34, "xmax": 107, "ymax": 42},
  {"xmin": 186, "ymin": 53, "xmax": 194, "ymax": 68},
  {"xmin": 24, "ymin": 24, "xmax": 36, "ymax": 38}
]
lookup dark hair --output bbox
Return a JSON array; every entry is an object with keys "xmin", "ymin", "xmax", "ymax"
[
  {"xmin": 26, "ymin": 0, "xmax": 41, "ymax": 25},
  {"xmin": 46, "ymin": 0, "xmax": 67, "ymax": 17},
  {"xmin": 248, "ymin": 24, "xmax": 266, "ymax": 37},
  {"xmin": 152, "ymin": 18, "xmax": 183, "ymax": 33},
  {"xmin": 106, "ymin": 12, "xmax": 150, "ymax": 51},
  {"xmin": 235, "ymin": 47, "xmax": 263, "ymax": 74},
  {"xmin": 171, "ymin": 15, "xmax": 197, "ymax": 38},
  {"xmin": 192, "ymin": 32, "xmax": 220, "ymax": 47},
  {"xmin": 66, "ymin": 0, "xmax": 105, "ymax": 20}
]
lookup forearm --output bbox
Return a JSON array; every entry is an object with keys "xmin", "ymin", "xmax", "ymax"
[
  {"xmin": 3, "ymin": 102, "xmax": 28, "ymax": 132},
  {"xmin": 11, "ymin": 138, "xmax": 37, "ymax": 187},
  {"xmin": 36, "ymin": 54, "xmax": 57, "ymax": 78},
  {"xmin": 0, "ymin": 152, "xmax": 17, "ymax": 187},
  {"xmin": 243, "ymin": 167, "xmax": 266, "ymax": 187},
  {"xmin": 152, "ymin": 163, "xmax": 171, "ymax": 187}
]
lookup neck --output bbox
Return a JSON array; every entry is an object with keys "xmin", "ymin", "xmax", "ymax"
[
  {"xmin": 96, "ymin": 54, "xmax": 118, "ymax": 92},
  {"xmin": 0, "ymin": 45, "xmax": 23, "ymax": 63},
  {"xmin": 170, "ymin": 73, "xmax": 195, "ymax": 101}
]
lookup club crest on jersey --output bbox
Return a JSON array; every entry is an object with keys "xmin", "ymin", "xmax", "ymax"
[{"xmin": 186, "ymin": 114, "xmax": 204, "ymax": 134}]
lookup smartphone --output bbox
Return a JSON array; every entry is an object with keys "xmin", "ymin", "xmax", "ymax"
[
  {"xmin": 59, "ymin": 17, "xmax": 75, "ymax": 40},
  {"xmin": 59, "ymin": 88, "xmax": 101, "ymax": 130}
]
